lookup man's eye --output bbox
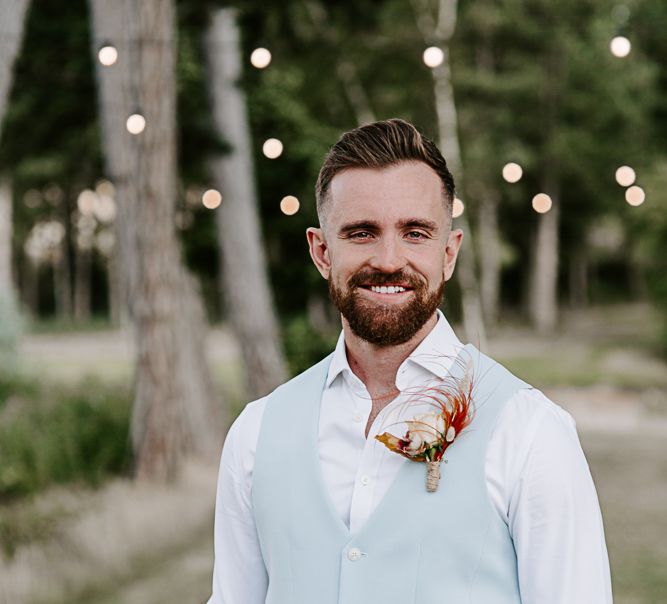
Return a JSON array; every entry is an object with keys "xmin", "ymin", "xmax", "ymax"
[
  {"xmin": 406, "ymin": 231, "xmax": 427, "ymax": 239},
  {"xmin": 350, "ymin": 231, "xmax": 372, "ymax": 239}
]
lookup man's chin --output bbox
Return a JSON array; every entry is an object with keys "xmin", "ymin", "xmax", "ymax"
[{"xmin": 344, "ymin": 303, "xmax": 436, "ymax": 347}]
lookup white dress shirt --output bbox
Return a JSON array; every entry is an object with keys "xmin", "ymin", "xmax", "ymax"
[{"xmin": 208, "ymin": 311, "xmax": 612, "ymax": 604}]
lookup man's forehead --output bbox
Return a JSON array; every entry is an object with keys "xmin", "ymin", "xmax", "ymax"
[{"xmin": 327, "ymin": 163, "xmax": 445, "ymax": 224}]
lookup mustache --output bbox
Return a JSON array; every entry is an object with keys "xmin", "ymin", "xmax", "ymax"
[{"xmin": 348, "ymin": 270, "xmax": 424, "ymax": 289}]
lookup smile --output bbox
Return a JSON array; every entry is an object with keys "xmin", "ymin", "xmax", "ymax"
[{"xmin": 358, "ymin": 284, "xmax": 413, "ymax": 296}]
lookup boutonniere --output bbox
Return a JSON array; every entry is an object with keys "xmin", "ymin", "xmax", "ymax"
[{"xmin": 375, "ymin": 365, "xmax": 475, "ymax": 493}]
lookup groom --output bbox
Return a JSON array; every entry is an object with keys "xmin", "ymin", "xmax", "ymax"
[{"xmin": 207, "ymin": 119, "xmax": 612, "ymax": 603}]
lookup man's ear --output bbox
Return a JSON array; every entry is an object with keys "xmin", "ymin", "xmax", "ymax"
[
  {"xmin": 444, "ymin": 228, "xmax": 463, "ymax": 281},
  {"xmin": 306, "ymin": 227, "xmax": 331, "ymax": 279}
]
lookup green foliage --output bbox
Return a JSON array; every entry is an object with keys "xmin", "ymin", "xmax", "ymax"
[
  {"xmin": 0, "ymin": 375, "xmax": 131, "ymax": 501},
  {"xmin": 283, "ymin": 315, "xmax": 338, "ymax": 376}
]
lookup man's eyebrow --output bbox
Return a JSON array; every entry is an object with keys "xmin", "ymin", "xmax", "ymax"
[
  {"xmin": 338, "ymin": 220, "xmax": 381, "ymax": 235},
  {"xmin": 397, "ymin": 218, "xmax": 439, "ymax": 231}
]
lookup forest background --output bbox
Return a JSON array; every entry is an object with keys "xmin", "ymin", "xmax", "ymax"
[{"xmin": 1, "ymin": 0, "xmax": 666, "ymax": 602}]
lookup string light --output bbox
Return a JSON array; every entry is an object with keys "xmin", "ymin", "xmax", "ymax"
[
  {"xmin": 126, "ymin": 113, "xmax": 146, "ymax": 135},
  {"xmin": 502, "ymin": 162, "xmax": 523, "ymax": 183},
  {"xmin": 610, "ymin": 36, "xmax": 631, "ymax": 57},
  {"xmin": 532, "ymin": 193, "xmax": 552, "ymax": 214},
  {"xmin": 250, "ymin": 48, "xmax": 272, "ymax": 69},
  {"xmin": 452, "ymin": 197, "xmax": 464, "ymax": 218},
  {"xmin": 98, "ymin": 43, "xmax": 118, "ymax": 66},
  {"xmin": 280, "ymin": 195, "xmax": 300, "ymax": 215},
  {"xmin": 615, "ymin": 165, "xmax": 636, "ymax": 187},
  {"xmin": 625, "ymin": 185, "xmax": 645, "ymax": 206},
  {"xmin": 202, "ymin": 189, "xmax": 222, "ymax": 209},
  {"xmin": 262, "ymin": 138, "xmax": 283, "ymax": 159},
  {"xmin": 422, "ymin": 46, "xmax": 444, "ymax": 68},
  {"xmin": 77, "ymin": 189, "xmax": 97, "ymax": 216},
  {"xmin": 95, "ymin": 179, "xmax": 115, "ymax": 198}
]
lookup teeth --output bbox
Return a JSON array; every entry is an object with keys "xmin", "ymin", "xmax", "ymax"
[{"xmin": 370, "ymin": 285, "xmax": 406, "ymax": 294}]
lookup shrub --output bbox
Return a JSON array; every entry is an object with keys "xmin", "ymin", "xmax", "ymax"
[
  {"xmin": 0, "ymin": 376, "xmax": 131, "ymax": 501},
  {"xmin": 283, "ymin": 315, "xmax": 338, "ymax": 376}
]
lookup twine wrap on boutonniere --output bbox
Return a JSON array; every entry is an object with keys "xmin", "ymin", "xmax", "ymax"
[{"xmin": 375, "ymin": 359, "xmax": 475, "ymax": 493}]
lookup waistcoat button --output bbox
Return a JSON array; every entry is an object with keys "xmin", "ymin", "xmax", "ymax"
[{"xmin": 347, "ymin": 547, "xmax": 363, "ymax": 561}]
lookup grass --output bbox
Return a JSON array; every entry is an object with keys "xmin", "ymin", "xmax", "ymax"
[{"xmin": 583, "ymin": 431, "xmax": 667, "ymax": 603}]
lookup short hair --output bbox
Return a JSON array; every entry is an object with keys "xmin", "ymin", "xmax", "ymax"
[{"xmin": 315, "ymin": 118, "xmax": 456, "ymax": 227}]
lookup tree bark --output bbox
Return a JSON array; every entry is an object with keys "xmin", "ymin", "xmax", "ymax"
[
  {"xmin": 529, "ymin": 196, "xmax": 559, "ymax": 333},
  {"xmin": 90, "ymin": 0, "xmax": 220, "ymax": 481},
  {"xmin": 0, "ymin": 178, "xmax": 13, "ymax": 298},
  {"xmin": 52, "ymin": 230, "xmax": 72, "ymax": 320},
  {"xmin": 568, "ymin": 246, "xmax": 588, "ymax": 309},
  {"xmin": 0, "ymin": 0, "xmax": 29, "ymax": 130},
  {"xmin": 411, "ymin": 0, "xmax": 487, "ymax": 347},
  {"xmin": 478, "ymin": 191, "xmax": 501, "ymax": 328},
  {"xmin": 74, "ymin": 245, "xmax": 92, "ymax": 322},
  {"xmin": 0, "ymin": 0, "xmax": 29, "ymax": 355},
  {"xmin": 204, "ymin": 8, "xmax": 288, "ymax": 401},
  {"xmin": 528, "ymin": 37, "xmax": 562, "ymax": 334}
]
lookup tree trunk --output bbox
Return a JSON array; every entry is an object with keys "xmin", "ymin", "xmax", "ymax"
[
  {"xmin": 90, "ymin": 0, "xmax": 220, "ymax": 481},
  {"xmin": 411, "ymin": 0, "xmax": 487, "ymax": 347},
  {"xmin": 0, "ymin": 0, "xmax": 29, "ymax": 360},
  {"xmin": 74, "ymin": 245, "xmax": 92, "ymax": 322},
  {"xmin": 529, "ymin": 196, "xmax": 559, "ymax": 333},
  {"xmin": 0, "ymin": 178, "xmax": 13, "ymax": 298},
  {"xmin": 204, "ymin": 8, "xmax": 288, "ymax": 401},
  {"xmin": 478, "ymin": 191, "xmax": 501, "ymax": 328},
  {"xmin": 568, "ymin": 246, "xmax": 588, "ymax": 309},
  {"xmin": 53, "ymin": 225, "xmax": 72, "ymax": 320},
  {"xmin": 0, "ymin": 0, "xmax": 29, "ymax": 129},
  {"xmin": 528, "ymin": 38, "xmax": 562, "ymax": 334}
]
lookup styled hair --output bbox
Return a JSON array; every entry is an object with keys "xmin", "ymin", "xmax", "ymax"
[{"xmin": 315, "ymin": 118, "xmax": 456, "ymax": 227}]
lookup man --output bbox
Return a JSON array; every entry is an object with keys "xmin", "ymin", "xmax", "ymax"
[{"xmin": 207, "ymin": 119, "xmax": 612, "ymax": 604}]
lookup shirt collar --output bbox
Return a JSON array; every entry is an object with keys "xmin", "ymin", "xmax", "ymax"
[{"xmin": 325, "ymin": 309, "xmax": 464, "ymax": 389}]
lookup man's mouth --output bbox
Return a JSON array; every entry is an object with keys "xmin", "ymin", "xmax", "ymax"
[{"xmin": 359, "ymin": 284, "xmax": 413, "ymax": 295}]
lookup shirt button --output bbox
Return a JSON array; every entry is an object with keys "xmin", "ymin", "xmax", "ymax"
[
  {"xmin": 360, "ymin": 475, "xmax": 370, "ymax": 486},
  {"xmin": 347, "ymin": 547, "xmax": 363, "ymax": 561},
  {"xmin": 353, "ymin": 413, "xmax": 363, "ymax": 423}
]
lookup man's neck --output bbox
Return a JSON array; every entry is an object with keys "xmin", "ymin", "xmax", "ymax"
[{"xmin": 342, "ymin": 312, "xmax": 438, "ymax": 398}]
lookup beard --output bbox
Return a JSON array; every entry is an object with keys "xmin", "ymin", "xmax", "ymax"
[{"xmin": 328, "ymin": 268, "xmax": 445, "ymax": 347}]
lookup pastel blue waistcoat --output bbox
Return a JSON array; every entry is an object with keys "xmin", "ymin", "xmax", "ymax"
[{"xmin": 252, "ymin": 344, "xmax": 530, "ymax": 604}]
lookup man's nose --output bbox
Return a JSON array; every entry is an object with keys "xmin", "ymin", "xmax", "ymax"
[{"xmin": 369, "ymin": 236, "xmax": 406, "ymax": 273}]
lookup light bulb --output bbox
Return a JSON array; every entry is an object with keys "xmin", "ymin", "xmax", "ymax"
[
  {"xmin": 452, "ymin": 197, "xmax": 464, "ymax": 218},
  {"xmin": 502, "ymin": 162, "xmax": 523, "ymax": 183},
  {"xmin": 280, "ymin": 195, "xmax": 300, "ymax": 215},
  {"xmin": 532, "ymin": 193, "xmax": 552, "ymax": 214},
  {"xmin": 610, "ymin": 36, "xmax": 631, "ymax": 57},
  {"xmin": 262, "ymin": 138, "xmax": 283, "ymax": 159},
  {"xmin": 615, "ymin": 165, "xmax": 636, "ymax": 187},
  {"xmin": 202, "ymin": 189, "xmax": 222, "ymax": 209},
  {"xmin": 126, "ymin": 113, "xmax": 146, "ymax": 135},
  {"xmin": 250, "ymin": 48, "xmax": 272, "ymax": 69},
  {"xmin": 98, "ymin": 44, "xmax": 118, "ymax": 66},
  {"xmin": 625, "ymin": 185, "xmax": 645, "ymax": 206},
  {"xmin": 422, "ymin": 46, "xmax": 444, "ymax": 68}
]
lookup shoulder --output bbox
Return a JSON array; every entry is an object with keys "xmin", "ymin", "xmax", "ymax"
[
  {"xmin": 493, "ymin": 388, "xmax": 580, "ymax": 474},
  {"xmin": 221, "ymin": 395, "xmax": 269, "ymax": 484},
  {"xmin": 488, "ymin": 388, "xmax": 584, "ymax": 515}
]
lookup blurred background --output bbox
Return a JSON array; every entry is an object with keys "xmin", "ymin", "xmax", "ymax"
[{"xmin": 0, "ymin": 0, "xmax": 666, "ymax": 602}]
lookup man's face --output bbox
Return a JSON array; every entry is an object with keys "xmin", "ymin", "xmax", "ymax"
[{"xmin": 307, "ymin": 161, "xmax": 462, "ymax": 346}]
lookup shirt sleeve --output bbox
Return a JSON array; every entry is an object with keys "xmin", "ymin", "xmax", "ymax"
[
  {"xmin": 207, "ymin": 399, "xmax": 268, "ymax": 604},
  {"xmin": 507, "ymin": 392, "xmax": 613, "ymax": 604}
]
